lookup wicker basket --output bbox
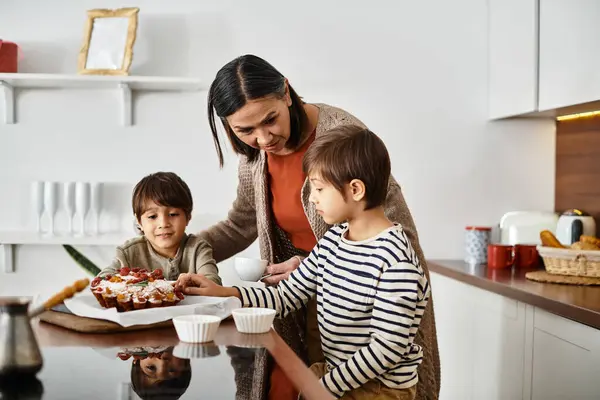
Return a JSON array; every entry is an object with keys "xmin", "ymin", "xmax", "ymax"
[{"xmin": 537, "ymin": 246, "xmax": 600, "ymax": 277}]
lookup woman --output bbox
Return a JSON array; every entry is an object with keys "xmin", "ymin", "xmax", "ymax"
[{"xmin": 198, "ymin": 54, "xmax": 440, "ymax": 400}]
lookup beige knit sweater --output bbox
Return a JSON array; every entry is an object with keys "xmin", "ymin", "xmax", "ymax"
[
  {"xmin": 199, "ymin": 103, "xmax": 440, "ymax": 400},
  {"xmin": 98, "ymin": 234, "xmax": 222, "ymax": 285}
]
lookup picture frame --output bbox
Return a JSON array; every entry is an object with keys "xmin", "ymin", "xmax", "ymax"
[{"xmin": 77, "ymin": 7, "xmax": 140, "ymax": 76}]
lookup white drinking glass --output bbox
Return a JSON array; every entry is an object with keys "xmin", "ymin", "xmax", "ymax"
[
  {"xmin": 43, "ymin": 182, "xmax": 58, "ymax": 236},
  {"xmin": 31, "ymin": 181, "xmax": 44, "ymax": 233},
  {"xmin": 90, "ymin": 182, "xmax": 103, "ymax": 235},
  {"xmin": 63, "ymin": 182, "xmax": 76, "ymax": 235},
  {"xmin": 75, "ymin": 182, "xmax": 90, "ymax": 236}
]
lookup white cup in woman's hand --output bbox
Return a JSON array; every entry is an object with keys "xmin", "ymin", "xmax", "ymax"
[{"xmin": 234, "ymin": 257, "xmax": 268, "ymax": 281}]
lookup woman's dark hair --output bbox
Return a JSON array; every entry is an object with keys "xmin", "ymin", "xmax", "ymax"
[{"xmin": 207, "ymin": 54, "xmax": 309, "ymax": 167}]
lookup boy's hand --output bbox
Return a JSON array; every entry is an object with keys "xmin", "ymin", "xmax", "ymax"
[{"xmin": 175, "ymin": 273, "xmax": 240, "ymax": 299}]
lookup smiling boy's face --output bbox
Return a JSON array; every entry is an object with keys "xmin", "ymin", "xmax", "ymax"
[{"xmin": 137, "ymin": 200, "xmax": 189, "ymax": 259}]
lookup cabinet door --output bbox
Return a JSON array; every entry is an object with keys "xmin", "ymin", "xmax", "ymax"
[
  {"xmin": 531, "ymin": 308, "xmax": 600, "ymax": 399},
  {"xmin": 430, "ymin": 273, "xmax": 474, "ymax": 400},
  {"xmin": 471, "ymin": 287, "xmax": 527, "ymax": 400},
  {"xmin": 431, "ymin": 273, "xmax": 527, "ymax": 399},
  {"xmin": 489, "ymin": 0, "xmax": 539, "ymax": 119},
  {"xmin": 538, "ymin": 0, "xmax": 600, "ymax": 110}
]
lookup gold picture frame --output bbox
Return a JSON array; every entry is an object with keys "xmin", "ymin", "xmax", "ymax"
[{"xmin": 78, "ymin": 7, "xmax": 140, "ymax": 76}]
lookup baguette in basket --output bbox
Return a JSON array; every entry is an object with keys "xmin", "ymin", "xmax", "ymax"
[
  {"xmin": 539, "ymin": 230, "xmax": 566, "ymax": 248},
  {"xmin": 538, "ymin": 231, "xmax": 600, "ymax": 277}
]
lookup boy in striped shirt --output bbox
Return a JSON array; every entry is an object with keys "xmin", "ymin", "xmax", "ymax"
[{"xmin": 178, "ymin": 125, "xmax": 430, "ymax": 400}]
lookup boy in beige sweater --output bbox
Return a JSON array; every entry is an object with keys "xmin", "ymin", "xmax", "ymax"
[{"xmin": 97, "ymin": 172, "xmax": 221, "ymax": 284}]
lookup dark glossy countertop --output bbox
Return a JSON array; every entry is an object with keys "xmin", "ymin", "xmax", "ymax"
[
  {"xmin": 428, "ymin": 260, "xmax": 600, "ymax": 330},
  {"xmin": 0, "ymin": 320, "xmax": 334, "ymax": 400}
]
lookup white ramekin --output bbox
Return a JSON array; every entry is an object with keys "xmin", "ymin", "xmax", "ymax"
[
  {"xmin": 231, "ymin": 308, "xmax": 276, "ymax": 334},
  {"xmin": 172, "ymin": 314, "xmax": 221, "ymax": 343}
]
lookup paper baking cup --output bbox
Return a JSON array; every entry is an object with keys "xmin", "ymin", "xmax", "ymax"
[
  {"xmin": 232, "ymin": 308, "xmax": 276, "ymax": 334},
  {"xmin": 173, "ymin": 315, "xmax": 221, "ymax": 343},
  {"xmin": 173, "ymin": 342, "xmax": 221, "ymax": 359}
]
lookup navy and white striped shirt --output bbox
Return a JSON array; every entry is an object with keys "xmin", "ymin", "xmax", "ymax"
[{"xmin": 236, "ymin": 224, "xmax": 430, "ymax": 397}]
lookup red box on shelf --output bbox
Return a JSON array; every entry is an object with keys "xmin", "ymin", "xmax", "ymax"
[{"xmin": 0, "ymin": 40, "xmax": 19, "ymax": 73}]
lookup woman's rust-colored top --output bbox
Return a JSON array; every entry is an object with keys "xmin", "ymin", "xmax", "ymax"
[{"xmin": 266, "ymin": 130, "xmax": 317, "ymax": 253}]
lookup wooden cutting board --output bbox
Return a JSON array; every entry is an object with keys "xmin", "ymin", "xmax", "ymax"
[{"xmin": 39, "ymin": 310, "xmax": 173, "ymax": 333}]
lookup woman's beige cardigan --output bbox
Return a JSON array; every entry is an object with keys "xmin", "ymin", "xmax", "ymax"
[{"xmin": 199, "ymin": 103, "xmax": 440, "ymax": 400}]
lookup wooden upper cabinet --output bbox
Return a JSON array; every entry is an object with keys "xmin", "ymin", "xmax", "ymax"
[
  {"xmin": 488, "ymin": 0, "xmax": 539, "ymax": 119},
  {"xmin": 538, "ymin": 0, "xmax": 600, "ymax": 111}
]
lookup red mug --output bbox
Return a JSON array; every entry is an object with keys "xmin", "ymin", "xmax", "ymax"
[
  {"xmin": 487, "ymin": 244, "xmax": 514, "ymax": 269},
  {"xmin": 514, "ymin": 244, "xmax": 538, "ymax": 268}
]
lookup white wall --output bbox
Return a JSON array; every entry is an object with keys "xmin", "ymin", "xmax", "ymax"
[{"xmin": 0, "ymin": 0, "xmax": 556, "ymax": 298}]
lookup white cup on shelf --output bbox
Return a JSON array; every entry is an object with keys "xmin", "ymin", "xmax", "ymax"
[
  {"xmin": 63, "ymin": 182, "xmax": 76, "ymax": 235},
  {"xmin": 75, "ymin": 182, "xmax": 90, "ymax": 236},
  {"xmin": 43, "ymin": 181, "xmax": 58, "ymax": 236},
  {"xmin": 31, "ymin": 181, "xmax": 44, "ymax": 234},
  {"xmin": 90, "ymin": 182, "xmax": 103, "ymax": 235}
]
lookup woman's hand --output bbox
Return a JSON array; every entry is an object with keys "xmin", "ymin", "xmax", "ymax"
[
  {"xmin": 175, "ymin": 273, "xmax": 240, "ymax": 299},
  {"xmin": 261, "ymin": 256, "xmax": 302, "ymax": 286}
]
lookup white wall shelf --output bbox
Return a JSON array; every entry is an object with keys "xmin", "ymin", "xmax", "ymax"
[
  {"xmin": 0, "ymin": 231, "xmax": 132, "ymax": 273},
  {"xmin": 0, "ymin": 73, "xmax": 205, "ymax": 126}
]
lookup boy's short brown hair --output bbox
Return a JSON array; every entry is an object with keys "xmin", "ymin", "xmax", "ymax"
[
  {"xmin": 302, "ymin": 125, "xmax": 391, "ymax": 210},
  {"xmin": 132, "ymin": 172, "xmax": 193, "ymax": 221},
  {"xmin": 130, "ymin": 347, "xmax": 192, "ymax": 400}
]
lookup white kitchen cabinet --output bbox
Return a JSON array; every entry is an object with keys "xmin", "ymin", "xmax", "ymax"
[
  {"xmin": 488, "ymin": 0, "xmax": 539, "ymax": 119},
  {"xmin": 538, "ymin": 0, "xmax": 600, "ymax": 111},
  {"xmin": 430, "ymin": 273, "xmax": 474, "ymax": 399},
  {"xmin": 470, "ymin": 290, "xmax": 526, "ymax": 399},
  {"xmin": 431, "ymin": 272, "xmax": 600, "ymax": 400},
  {"xmin": 530, "ymin": 308, "xmax": 600, "ymax": 400},
  {"xmin": 431, "ymin": 273, "xmax": 526, "ymax": 400}
]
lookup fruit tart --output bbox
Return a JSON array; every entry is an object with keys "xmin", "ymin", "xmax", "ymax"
[{"xmin": 90, "ymin": 268, "xmax": 184, "ymax": 312}]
